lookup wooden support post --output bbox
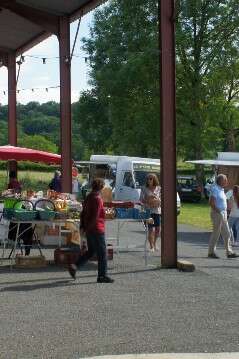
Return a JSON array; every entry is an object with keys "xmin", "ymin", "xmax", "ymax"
[
  {"xmin": 8, "ymin": 52, "xmax": 17, "ymax": 175},
  {"xmin": 160, "ymin": 0, "xmax": 177, "ymax": 267},
  {"xmin": 59, "ymin": 17, "xmax": 72, "ymax": 193}
]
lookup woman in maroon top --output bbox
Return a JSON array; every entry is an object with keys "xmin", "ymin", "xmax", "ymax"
[{"xmin": 68, "ymin": 178, "xmax": 114, "ymax": 283}]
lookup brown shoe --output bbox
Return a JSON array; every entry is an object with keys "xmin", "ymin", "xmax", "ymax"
[{"xmin": 68, "ymin": 264, "xmax": 77, "ymax": 279}]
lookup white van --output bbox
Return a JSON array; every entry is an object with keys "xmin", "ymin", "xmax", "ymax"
[{"xmin": 76, "ymin": 155, "xmax": 181, "ymax": 214}]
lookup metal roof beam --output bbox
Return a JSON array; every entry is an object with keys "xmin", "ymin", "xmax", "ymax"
[
  {"xmin": 0, "ymin": 0, "xmax": 59, "ymax": 35},
  {"xmin": 0, "ymin": 51, "xmax": 8, "ymax": 66},
  {"xmin": 0, "ymin": 46, "xmax": 11, "ymax": 53}
]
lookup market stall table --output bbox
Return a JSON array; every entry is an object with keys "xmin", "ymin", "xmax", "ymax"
[{"xmin": 4, "ymin": 218, "xmax": 77, "ymax": 266}]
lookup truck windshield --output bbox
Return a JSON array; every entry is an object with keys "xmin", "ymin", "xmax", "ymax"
[{"xmin": 133, "ymin": 163, "xmax": 160, "ymax": 188}]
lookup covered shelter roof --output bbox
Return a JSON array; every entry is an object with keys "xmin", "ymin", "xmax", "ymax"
[
  {"xmin": 0, "ymin": 0, "xmax": 178, "ymax": 268},
  {"xmin": 0, "ymin": 0, "xmax": 105, "ymax": 60}
]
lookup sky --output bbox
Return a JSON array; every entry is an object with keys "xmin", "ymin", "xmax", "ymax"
[{"xmin": 0, "ymin": 10, "xmax": 95, "ymax": 105}]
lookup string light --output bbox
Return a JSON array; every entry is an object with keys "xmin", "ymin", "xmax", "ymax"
[
  {"xmin": 2, "ymin": 85, "xmax": 60, "ymax": 95},
  {"xmin": 22, "ymin": 53, "xmax": 88, "ymax": 62}
]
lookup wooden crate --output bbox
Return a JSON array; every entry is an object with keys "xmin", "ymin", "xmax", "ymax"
[{"xmin": 15, "ymin": 255, "xmax": 47, "ymax": 268}]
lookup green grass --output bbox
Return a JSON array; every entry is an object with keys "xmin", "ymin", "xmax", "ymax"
[
  {"xmin": 0, "ymin": 170, "xmax": 54, "ymax": 192},
  {"xmin": 178, "ymin": 199, "xmax": 212, "ymax": 230}
]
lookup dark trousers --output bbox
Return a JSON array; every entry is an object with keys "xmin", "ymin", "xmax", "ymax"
[{"xmin": 75, "ymin": 233, "xmax": 107, "ymax": 277}]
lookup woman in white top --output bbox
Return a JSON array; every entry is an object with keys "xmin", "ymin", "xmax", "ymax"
[
  {"xmin": 227, "ymin": 185, "xmax": 239, "ymax": 242},
  {"xmin": 140, "ymin": 173, "xmax": 161, "ymax": 252}
]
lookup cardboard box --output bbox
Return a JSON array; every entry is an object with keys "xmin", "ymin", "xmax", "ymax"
[
  {"xmin": 15, "ymin": 255, "xmax": 46, "ymax": 268},
  {"xmin": 46, "ymin": 226, "xmax": 59, "ymax": 236}
]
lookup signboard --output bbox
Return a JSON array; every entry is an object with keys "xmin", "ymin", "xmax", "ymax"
[{"xmin": 133, "ymin": 163, "xmax": 160, "ymax": 172}]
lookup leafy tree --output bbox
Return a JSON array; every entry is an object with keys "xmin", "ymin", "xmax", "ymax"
[
  {"xmin": 82, "ymin": 0, "xmax": 159, "ymax": 157},
  {"xmin": 21, "ymin": 115, "xmax": 59, "ymax": 135},
  {"xmin": 0, "ymin": 104, "xmax": 8, "ymax": 120},
  {"xmin": 0, "ymin": 120, "xmax": 8, "ymax": 145},
  {"xmin": 18, "ymin": 134, "xmax": 58, "ymax": 153},
  {"xmin": 176, "ymin": 0, "xmax": 239, "ymax": 180},
  {"xmin": 72, "ymin": 89, "xmax": 112, "ymax": 156},
  {"xmin": 206, "ymin": 54, "xmax": 239, "ymax": 151}
]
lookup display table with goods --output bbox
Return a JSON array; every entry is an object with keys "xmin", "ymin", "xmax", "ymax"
[
  {"xmin": 103, "ymin": 201, "xmax": 153, "ymax": 266},
  {"xmin": 0, "ymin": 190, "xmax": 83, "ymax": 267}
]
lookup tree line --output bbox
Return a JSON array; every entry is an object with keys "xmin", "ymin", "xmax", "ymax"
[{"xmin": 0, "ymin": 0, "xmax": 239, "ymax": 180}]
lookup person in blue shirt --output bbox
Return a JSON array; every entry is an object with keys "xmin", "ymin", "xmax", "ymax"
[{"xmin": 208, "ymin": 174, "xmax": 238, "ymax": 259}]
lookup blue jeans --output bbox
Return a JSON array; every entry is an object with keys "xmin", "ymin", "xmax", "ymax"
[
  {"xmin": 228, "ymin": 217, "xmax": 239, "ymax": 242},
  {"xmin": 75, "ymin": 233, "xmax": 107, "ymax": 277}
]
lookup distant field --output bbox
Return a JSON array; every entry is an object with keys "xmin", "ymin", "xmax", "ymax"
[
  {"xmin": 0, "ymin": 170, "xmax": 53, "ymax": 192},
  {"xmin": 178, "ymin": 199, "xmax": 212, "ymax": 230}
]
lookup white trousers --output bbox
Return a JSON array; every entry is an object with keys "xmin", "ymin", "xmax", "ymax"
[{"xmin": 208, "ymin": 210, "xmax": 232, "ymax": 255}]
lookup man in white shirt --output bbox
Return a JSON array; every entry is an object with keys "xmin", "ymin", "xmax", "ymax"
[{"xmin": 208, "ymin": 174, "xmax": 238, "ymax": 259}]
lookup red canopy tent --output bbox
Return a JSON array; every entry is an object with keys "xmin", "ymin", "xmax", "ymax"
[{"xmin": 0, "ymin": 145, "xmax": 61, "ymax": 165}]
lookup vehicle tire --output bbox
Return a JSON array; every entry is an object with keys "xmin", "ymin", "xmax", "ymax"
[{"xmin": 194, "ymin": 198, "xmax": 202, "ymax": 203}]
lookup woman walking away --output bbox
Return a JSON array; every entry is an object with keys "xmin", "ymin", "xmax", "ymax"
[
  {"xmin": 68, "ymin": 178, "xmax": 114, "ymax": 283},
  {"xmin": 140, "ymin": 173, "xmax": 161, "ymax": 252},
  {"xmin": 228, "ymin": 185, "xmax": 239, "ymax": 243}
]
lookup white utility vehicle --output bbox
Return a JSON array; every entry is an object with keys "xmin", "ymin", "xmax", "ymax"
[{"xmin": 76, "ymin": 155, "xmax": 181, "ymax": 215}]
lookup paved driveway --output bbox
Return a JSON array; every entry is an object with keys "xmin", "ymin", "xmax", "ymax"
[{"xmin": 0, "ymin": 222, "xmax": 239, "ymax": 359}]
